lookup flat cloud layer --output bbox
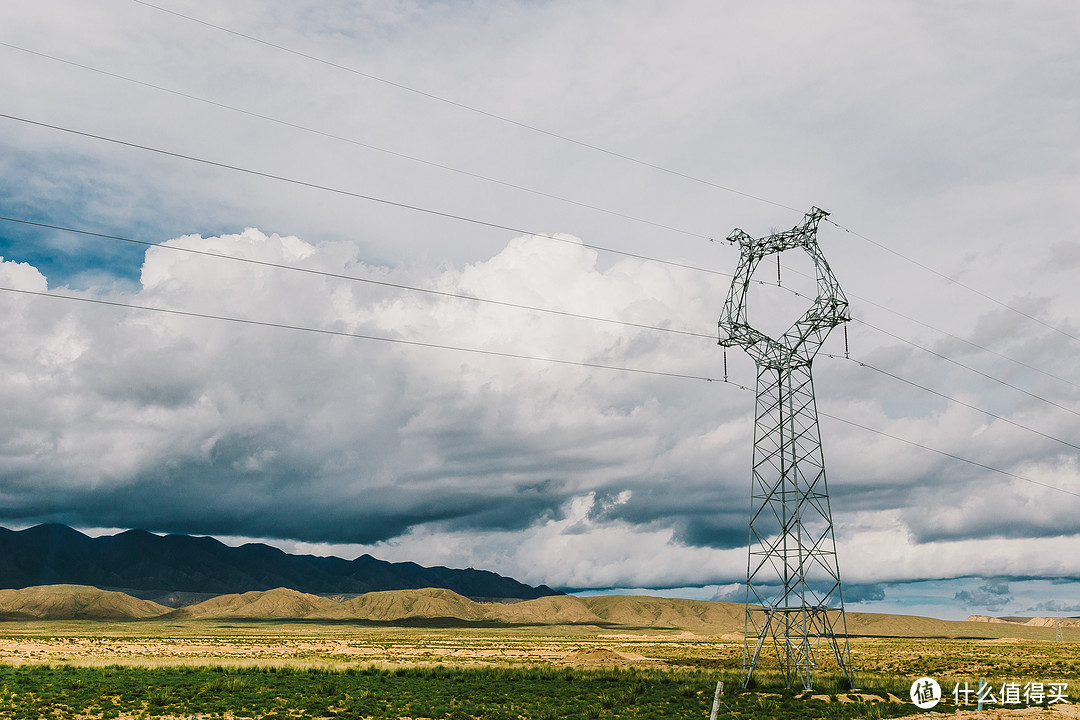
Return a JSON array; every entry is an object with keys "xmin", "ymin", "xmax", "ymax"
[{"xmin": 0, "ymin": 1, "xmax": 1079, "ymax": 603}]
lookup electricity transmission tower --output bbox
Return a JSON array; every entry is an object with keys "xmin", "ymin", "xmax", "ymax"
[
  {"xmin": 1056, "ymin": 618, "xmax": 1064, "ymax": 642},
  {"xmin": 718, "ymin": 207, "xmax": 855, "ymax": 691}
]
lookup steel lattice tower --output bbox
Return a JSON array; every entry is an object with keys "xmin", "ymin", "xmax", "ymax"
[{"xmin": 718, "ymin": 207, "xmax": 854, "ymax": 691}]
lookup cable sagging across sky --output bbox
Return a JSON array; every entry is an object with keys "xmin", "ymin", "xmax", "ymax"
[{"xmin": 1, "ymin": 282, "xmax": 1075, "ymax": 500}]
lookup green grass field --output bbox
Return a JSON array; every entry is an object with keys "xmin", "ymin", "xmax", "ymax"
[
  {"xmin": 0, "ymin": 663, "xmax": 923, "ymax": 720},
  {"xmin": 0, "ymin": 614, "xmax": 1076, "ymax": 719}
]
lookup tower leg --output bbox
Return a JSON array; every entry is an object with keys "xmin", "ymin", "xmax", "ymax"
[{"xmin": 742, "ymin": 364, "xmax": 853, "ymax": 691}]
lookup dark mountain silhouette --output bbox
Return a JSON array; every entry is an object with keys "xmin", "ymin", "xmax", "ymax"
[{"xmin": 0, "ymin": 524, "xmax": 560, "ymax": 602}]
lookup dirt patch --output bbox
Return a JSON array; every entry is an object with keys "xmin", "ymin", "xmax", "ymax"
[
  {"xmin": 562, "ymin": 647, "xmax": 636, "ymax": 665},
  {"xmin": 811, "ymin": 693, "xmax": 891, "ymax": 703}
]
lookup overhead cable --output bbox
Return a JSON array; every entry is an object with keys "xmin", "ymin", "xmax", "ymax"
[
  {"xmin": 0, "ymin": 41, "xmax": 715, "ymax": 243},
  {"xmin": 0, "ymin": 215, "xmax": 716, "ymax": 341},
  {"xmin": 828, "ymin": 219, "xmax": 1080, "ymax": 347},
  {"xmin": 0, "ymin": 285, "xmax": 724, "ymax": 383},
  {"xmin": 847, "ymin": 289, "xmax": 1080, "ymax": 390},
  {"xmin": 817, "ymin": 410, "xmax": 1080, "ymax": 499},
  {"xmin": 131, "ymin": 0, "xmax": 1079, "ymax": 348},
  {"xmin": 2, "ymin": 284, "xmax": 1076, "ymax": 499},
  {"xmin": 850, "ymin": 318, "xmax": 1080, "ymax": 418},
  {"xmin": 761, "ymin": 278, "xmax": 1079, "ymax": 414},
  {"xmin": 777, "ymin": 261, "xmax": 1078, "ymax": 390},
  {"xmin": 129, "ymin": 0, "xmax": 797, "ymax": 213},
  {"xmin": 822, "ymin": 353, "xmax": 1080, "ymax": 454},
  {"xmin": 9, "ymin": 212, "xmax": 1074, "ymax": 450},
  {"xmin": 0, "ymin": 112, "xmax": 731, "ymax": 279},
  {"xmin": 16, "ymin": 204, "xmax": 1071, "ymax": 455}
]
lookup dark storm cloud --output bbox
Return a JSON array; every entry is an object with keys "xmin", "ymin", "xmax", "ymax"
[
  {"xmin": 1027, "ymin": 599, "xmax": 1080, "ymax": 614},
  {"xmin": 842, "ymin": 583, "xmax": 887, "ymax": 603},
  {"xmin": 955, "ymin": 580, "xmax": 1011, "ymax": 610},
  {"xmin": 3, "ymin": 449, "xmax": 569, "ymax": 545},
  {"xmin": 589, "ymin": 480, "xmax": 749, "ymax": 549}
]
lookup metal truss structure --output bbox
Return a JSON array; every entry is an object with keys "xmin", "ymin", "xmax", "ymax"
[{"xmin": 718, "ymin": 207, "xmax": 854, "ymax": 691}]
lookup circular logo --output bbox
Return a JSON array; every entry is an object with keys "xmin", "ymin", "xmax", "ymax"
[{"xmin": 910, "ymin": 677, "xmax": 941, "ymax": 709}]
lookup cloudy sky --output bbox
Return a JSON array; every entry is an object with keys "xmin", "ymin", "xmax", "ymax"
[{"xmin": 1, "ymin": 0, "xmax": 1079, "ymax": 620}]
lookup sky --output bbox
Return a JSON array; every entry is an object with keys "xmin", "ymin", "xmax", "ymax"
[{"xmin": 1, "ymin": 0, "xmax": 1078, "ymax": 621}]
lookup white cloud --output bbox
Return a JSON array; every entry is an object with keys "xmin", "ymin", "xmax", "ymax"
[
  {"xmin": 3, "ymin": 217, "xmax": 1080, "ymax": 592},
  {"xmin": 1, "ymin": 1, "xmax": 1079, "ymax": 606}
]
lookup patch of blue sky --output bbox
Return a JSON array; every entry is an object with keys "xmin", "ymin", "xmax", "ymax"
[{"xmin": 576, "ymin": 578, "xmax": 1080, "ymax": 622}]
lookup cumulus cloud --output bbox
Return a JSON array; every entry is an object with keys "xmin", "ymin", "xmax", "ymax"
[
  {"xmin": 0, "ymin": 231, "xmax": 738, "ymax": 550},
  {"xmin": 3, "ymin": 223, "xmax": 1080, "ymax": 592},
  {"xmin": 1, "ymin": 1, "xmax": 1079, "ymax": 601}
]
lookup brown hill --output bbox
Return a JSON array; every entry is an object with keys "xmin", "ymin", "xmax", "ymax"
[
  {"xmin": 342, "ymin": 587, "xmax": 489, "ymax": 622},
  {"xmin": 966, "ymin": 615, "xmax": 1080, "ymax": 629},
  {"xmin": 0, "ymin": 584, "xmax": 169, "ymax": 620},
  {"xmin": 164, "ymin": 588, "xmax": 349, "ymax": 620},
  {"xmin": 489, "ymin": 595, "xmax": 607, "ymax": 625},
  {"xmin": 846, "ymin": 610, "xmax": 991, "ymax": 637},
  {"xmin": 1022, "ymin": 617, "xmax": 1080, "ymax": 628},
  {"xmin": 583, "ymin": 595, "xmax": 743, "ymax": 629}
]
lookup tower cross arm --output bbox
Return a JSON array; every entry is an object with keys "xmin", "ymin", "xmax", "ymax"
[{"xmin": 718, "ymin": 207, "xmax": 847, "ymax": 365}]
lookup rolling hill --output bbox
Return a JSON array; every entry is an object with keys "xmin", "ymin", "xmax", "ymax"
[
  {"xmin": 0, "ymin": 584, "xmax": 169, "ymax": 620},
  {"xmin": 0, "ymin": 584, "xmax": 1072, "ymax": 641}
]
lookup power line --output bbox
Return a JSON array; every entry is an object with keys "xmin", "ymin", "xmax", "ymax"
[
  {"xmin": 5, "ymin": 39, "xmax": 1075, "ymax": 496},
  {"xmin": 851, "ymin": 318, "xmax": 1080, "ymax": 418},
  {"xmin": 131, "ymin": 0, "xmax": 1078, "ymax": 352},
  {"xmin": 4, "ymin": 282, "xmax": 1076, "ymax": 499},
  {"xmin": 0, "ymin": 214, "xmax": 716, "ymax": 341},
  {"xmin": 760, "ymin": 273, "xmax": 1079, "ymax": 405},
  {"xmin": 828, "ymin": 219, "xmax": 1080, "ymax": 347},
  {"xmin": 0, "ymin": 41, "xmax": 715, "ymax": 243},
  {"xmin": 846, "ymin": 287, "xmax": 1080, "ymax": 390},
  {"xmin": 0, "ymin": 112, "xmax": 732, "ymax": 279},
  {"xmin": 12, "ymin": 41, "xmax": 1070, "ymax": 374},
  {"xmin": 12, "ymin": 210, "xmax": 1072, "ymax": 461},
  {"xmin": 0, "ymin": 284, "xmax": 722, "ymax": 383},
  {"xmin": 9, "ymin": 213, "xmax": 1075, "ymax": 439},
  {"xmin": 8, "ymin": 207, "xmax": 1071, "ymax": 444},
  {"xmin": 817, "ymin": 409, "xmax": 1080, "ymax": 499},
  {"xmin": 822, "ymin": 353, "xmax": 1080, "ymax": 454},
  {"xmin": 130, "ymin": 0, "xmax": 797, "ymax": 214},
  {"xmin": 23, "ymin": 210, "xmax": 1079, "ymax": 456}
]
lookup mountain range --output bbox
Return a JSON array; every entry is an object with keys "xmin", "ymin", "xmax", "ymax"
[{"xmin": 0, "ymin": 524, "xmax": 559, "ymax": 603}]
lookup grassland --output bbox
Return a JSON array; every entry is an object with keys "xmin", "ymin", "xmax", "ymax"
[
  {"xmin": 0, "ymin": 586, "xmax": 1077, "ymax": 718},
  {"xmin": 1, "ymin": 618, "xmax": 1078, "ymax": 718}
]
